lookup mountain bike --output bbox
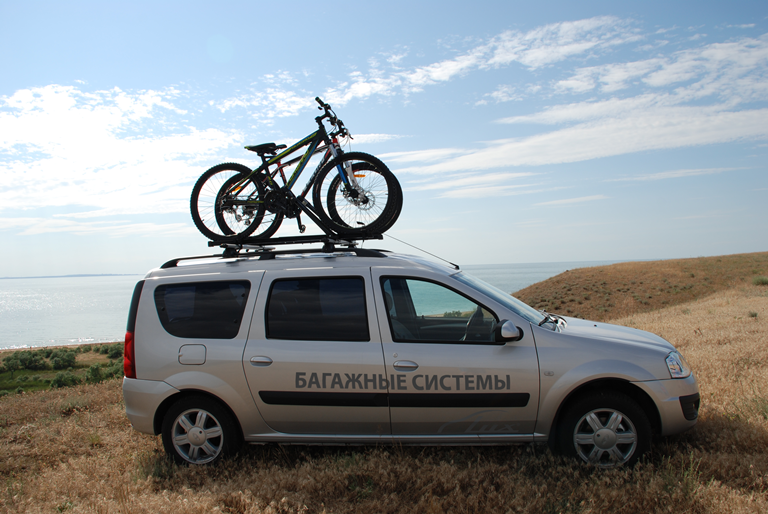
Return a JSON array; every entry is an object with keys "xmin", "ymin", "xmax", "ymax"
[{"xmin": 190, "ymin": 97, "xmax": 402, "ymax": 241}]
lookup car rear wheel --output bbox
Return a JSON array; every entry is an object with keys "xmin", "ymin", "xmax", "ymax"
[
  {"xmin": 557, "ymin": 391, "xmax": 651, "ymax": 468},
  {"xmin": 161, "ymin": 396, "xmax": 241, "ymax": 465}
]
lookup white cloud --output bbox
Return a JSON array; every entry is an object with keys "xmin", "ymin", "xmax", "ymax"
[
  {"xmin": 214, "ymin": 16, "xmax": 641, "ymax": 111},
  {"xmin": 477, "ymin": 85, "xmax": 523, "ymax": 104},
  {"xmin": 535, "ymin": 195, "xmax": 607, "ymax": 206},
  {"xmin": 213, "ymin": 88, "xmax": 314, "ymax": 119},
  {"xmin": 390, "ymin": 106, "xmax": 768, "ymax": 174},
  {"xmin": 555, "ymin": 59, "xmax": 664, "ymax": 93},
  {"xmin": 0, "ymin": 85, "xmax": 238, "ymax": 217},
  {"xmin": 437, "ymin": 185, "xmax": 558, "ymax": 199},
  {"xmin": 350, "ymin": 133, "xmax": 403, "ymax": 144},
  {"xmin": 0, "ymin": 217, "xmax": 196, "ymax": 236},
  {"xmin": 485, "ymin": 16, "xmax": 640, "ymax": 69},
  {"xmin": 379, "ymin": 148, "xmax": 470, "ymax": 163},
  {"xmin": 552, "ymin": 34, "xmax": 768, "ymax": 101},
  {"xmin": 607, "ymin": 167, "xmax": 746, "ymax": 182}
]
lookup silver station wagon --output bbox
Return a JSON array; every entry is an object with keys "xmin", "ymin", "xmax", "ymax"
[{"xmin": 122, "ymin": 247, "xmax": 700, "ymax": 468}]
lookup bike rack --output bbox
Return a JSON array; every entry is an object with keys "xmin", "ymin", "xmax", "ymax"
[
  {"xmin": 209, "ymin": 233, "xmax": 385, "ymax": 259},
  {"xmin": 161, "ymin": 234, "xmax": 386, "ymax": 269}
]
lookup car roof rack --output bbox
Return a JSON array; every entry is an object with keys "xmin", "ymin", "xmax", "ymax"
[{"xmin": 160, "ymin": 234, "xmax": 386, "ymax": 269}]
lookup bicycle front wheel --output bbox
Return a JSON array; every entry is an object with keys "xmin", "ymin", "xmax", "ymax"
[
  {"xmin": 190, "ymin": 163, "xmax": 252, "ymax": 240},
  {"xmin": 215, "ymin": 173, "xmax": 283, "ymax": 239},
  {"xmin": 312, "ymin": 152, "xmax": 402, "ymax": 236}
]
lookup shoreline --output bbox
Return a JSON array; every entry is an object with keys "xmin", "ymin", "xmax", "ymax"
[{"xmin": 0, "ymin": 341, "xmax": 122, "ymax": 357}]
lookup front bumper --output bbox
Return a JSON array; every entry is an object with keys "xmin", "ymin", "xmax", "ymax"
[
  {"xmin": 122, "ymin": 377, "xmax": 180, "ymax": 435},
  {"xmin": 633, "ymin": 374, "xmax": 700, "ymax": 436}
]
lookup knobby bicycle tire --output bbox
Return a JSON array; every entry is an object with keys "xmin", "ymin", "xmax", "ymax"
[
  {"xmin": 311, "ymin": 152, "xmax": 402, "ymax": 236},
  {"xmin": 215, "ymin": 173, "xmax": 283, "ymax": 239},
  {"xmin": 190, "ymin": 163, "xmax": 253, "ymax": 240}
]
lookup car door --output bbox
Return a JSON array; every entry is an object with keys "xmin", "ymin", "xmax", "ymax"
[
  {"xmin": 371, "ymin": 267, "xmax": 540, "ymax": 441},
  {"xmin": 242, "ymin": 268, "xmax": 390, "ymax": 436}
]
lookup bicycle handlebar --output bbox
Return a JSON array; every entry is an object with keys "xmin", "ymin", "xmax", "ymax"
[{"xmin": 314, "ymin": 97, "xmax": 350, "ymax": 138}]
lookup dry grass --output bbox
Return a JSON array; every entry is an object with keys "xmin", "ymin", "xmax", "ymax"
[
  {"xmin": 514, "ymin": 251, "xmax": 768, "ymax": 321},
  {"xmin": 1, "ymin": 278, "xmax": 767, "ymax": 512}
]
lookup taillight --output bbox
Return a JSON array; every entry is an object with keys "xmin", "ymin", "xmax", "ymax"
[
  {"xmin": 125, "ymin": 280, "xmax": 144, "ymax": 380},
  {"xmin": 124, "ymin": 331, "xmax": 136, "ymax": 379}
]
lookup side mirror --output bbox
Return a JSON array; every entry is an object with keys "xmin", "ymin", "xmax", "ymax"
[{"xmin": 494, "ymin": 319, "xmax": 524, "ymax": 343}]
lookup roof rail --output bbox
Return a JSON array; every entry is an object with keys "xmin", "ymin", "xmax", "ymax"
[{"xmin": 160, "ymin": 234, "xmax": 387, "ymax": 269}]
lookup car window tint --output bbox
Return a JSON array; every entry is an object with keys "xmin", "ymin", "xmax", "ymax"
[
  {"xmin": 154, "ymin": 281, "xmax": 251, "ymax": 339},
  {"xmin": 381, "ymin": 277, "xmax": 497, "ymax": 344},
  {"xmin": 266, "ymin": 277, "xmax": 369, "ymax": 341}
]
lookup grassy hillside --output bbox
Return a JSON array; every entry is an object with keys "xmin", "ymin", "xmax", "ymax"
[
  {"xmin": 513, "ymin": 251, "xmax": 768, "ymax": 321},
  {"xmin": 1, "ymin": 254, "xmax": 767, "ymax": 513}
]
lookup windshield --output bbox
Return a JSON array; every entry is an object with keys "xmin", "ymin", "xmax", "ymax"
[{"xmin": 452, "ymin": 271, "xmax": 545, "ymax": 325}]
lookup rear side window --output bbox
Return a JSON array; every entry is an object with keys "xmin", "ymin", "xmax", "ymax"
[
  {"xmin": 266, "ymin": 277, "xmax": 368, "ymax": 341},
  {"xmin": 154, "ymin": 281, "xmax": 251, "ymax": 339}
]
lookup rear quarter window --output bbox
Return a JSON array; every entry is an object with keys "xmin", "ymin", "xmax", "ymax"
[{"xmin": 154, "ymin": 281, "xmax": 251, "ymax": 339}]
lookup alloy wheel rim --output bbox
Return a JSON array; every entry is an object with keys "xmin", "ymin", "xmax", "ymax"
[
  {"xmin": 172, "ymin": 408, "xmax": 224, "ymax": 464},
  {"xmin": 573, "ymin": 408, "xmax": 638, "ymax": 467}
]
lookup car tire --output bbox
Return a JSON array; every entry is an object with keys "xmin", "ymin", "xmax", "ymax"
[
  {"xmin": 557, "ymin": 391, "xmax": 651, "ymax": 468},
  {"xmin": 161, "ymin": 395, "xmax": 241, "ymax": 465}
]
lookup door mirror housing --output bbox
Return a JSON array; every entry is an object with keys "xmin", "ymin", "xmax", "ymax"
[{"xmin": 494, "ymin": 319, "xmax": 523, "ymax": 342}]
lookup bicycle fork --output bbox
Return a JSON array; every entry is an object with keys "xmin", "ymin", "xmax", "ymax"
[{"xmin": 330, "ymin": 142, "xmax": 361, "ymax": 191}]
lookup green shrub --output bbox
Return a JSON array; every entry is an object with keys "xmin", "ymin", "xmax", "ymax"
[
  {"xmin": 81, "ymin": 345, "xmax": 92, "ymax": 353},
  {"xmin": 103, "ymin": 361, "xmax": 123, "ymax": 379},
  {"xmin": 17, "ymin": 351, "xmax": 48, "ymax": 371},
  {"xmin": 85, "ymin": 364, "xmax": 103, "ymax": 384},
  {"xmin": 753, "ymin": 276, "xmax": 768, "ymax": 286},
  {"xmin": 15, "ymin": 386, "xmax": 24, "ymax": 394},
  {"xmin": 50, "ymin": 350, "xmax": 76, "ymax": 370},
  {"xmin": 0, "ymin": 390, "xmax": 9, "ymax": 397},
  {"xmin": 107, "ymin": 344, "xmax": 123, "ymax": 360},
  {"xmin": 50, "ymin": 372, "xmax": 79, "ymax": 389},
  {"xmin": 2, "ymin": 354, "xmax": 21, "ymax": 378}
]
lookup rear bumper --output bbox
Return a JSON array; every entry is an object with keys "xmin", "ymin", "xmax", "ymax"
[
  {"xmin": 122, "ymin": 377, "xmax": 180, "ymax": 435},
  {"xmin": 633, "ymin": 374, "xmax": 700, "ymax": 436}
]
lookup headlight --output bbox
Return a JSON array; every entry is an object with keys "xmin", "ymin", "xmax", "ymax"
[{"xmin": 666, "ymin": 351, "xmax": 692, "ymax": 379}]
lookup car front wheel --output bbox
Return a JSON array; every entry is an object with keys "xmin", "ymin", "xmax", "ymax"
[{"xmin": 557, "ymin": 391, "xmax": 651, "ymax": 468}]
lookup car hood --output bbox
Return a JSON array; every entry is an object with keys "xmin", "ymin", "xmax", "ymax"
[{"xmin": 558, "ymin": 316, "xmax": 676, "ymax": 353}]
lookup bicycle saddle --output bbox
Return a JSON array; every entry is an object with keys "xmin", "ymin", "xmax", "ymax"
[{"xmin": 245, "ymin": 143, "xmax": 287, "ymax": 156}]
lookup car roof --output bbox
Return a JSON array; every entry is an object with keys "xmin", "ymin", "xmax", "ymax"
[{"xmin": 144, "ymin": 248, "xmax": 458, "ymax": 281}]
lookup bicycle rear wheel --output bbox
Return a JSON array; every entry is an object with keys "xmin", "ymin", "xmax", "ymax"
[
  {"xmin": 190, "ymin": 163, "xmax": 252, "ymax": 240},
  {"xmin": 215, "ymin": 173, "xmax": 283, "ymax": 239},
  {"xmin": 312, "ymin": 152, "xmax": 402, "ymax": 236}
]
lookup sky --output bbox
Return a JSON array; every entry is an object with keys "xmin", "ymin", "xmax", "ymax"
[{"xmin": 1, "ymin": 0, "xmax": 767, "ymax": 276}]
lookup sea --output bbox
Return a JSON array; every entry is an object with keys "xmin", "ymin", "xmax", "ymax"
[{"xmin": 0, "ymin": 260, "xmax": 620, "ymax": 350}]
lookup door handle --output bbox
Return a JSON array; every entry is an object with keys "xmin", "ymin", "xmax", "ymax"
[
  {"xmin": 393, "ymin": 360, "xmax": 419, "ymax": 372},
  {"xmin": 250, "ymin": 356, "xmax": 273, "ymax": 367}
]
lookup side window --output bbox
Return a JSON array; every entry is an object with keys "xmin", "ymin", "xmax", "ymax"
[
  {"xmin": 154, "ymin": 281, "xmax": 251, "ymax": 339},
  {"xmin": 381, "ymin": 277, "xmax": 497, "ymax": 344},
  {"xmin": 266, "ymin": 277, "xmax": 369, "ymax": 342}
]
